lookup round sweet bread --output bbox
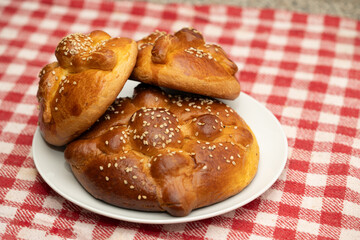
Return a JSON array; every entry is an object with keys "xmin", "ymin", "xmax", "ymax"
[
  {"xmin": 37, "ymin": 30, "xmax": 138, "ymax": 146},
  {"xmin": 64, "ymin": 84, "xmax": 259, "ymax": 216},
  {"xmin": 131, "ymin": 27, "xmax": 241, "ymax": 100}
]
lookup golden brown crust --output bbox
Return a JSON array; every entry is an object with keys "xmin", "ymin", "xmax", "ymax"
[
  {"xmin": 65, "ymin": 84, "xmax": 259, "ymax": 216},
  {"xmin": 37, "ymin": 30, "xmax": 138, "ymax": 146},
  {"xmin": 131, "ymin": 28, "xmax": 241, "ymax": 100}
]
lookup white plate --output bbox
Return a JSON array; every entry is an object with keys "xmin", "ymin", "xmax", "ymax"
[{"xmin": 32, "ymin": 80, "xmax": 288, "ymax": 224}]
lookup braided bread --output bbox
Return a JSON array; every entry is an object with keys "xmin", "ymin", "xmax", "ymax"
[
  {"xmin": 64, "ymin": 84, "xmax": 259, "ymax": 216},
  {"xmin": 131, "ymin": 27, "xmax": 241, "ymax": 100},
  {"xmin": 37, "ymin": 30, "xmax": 138, "ymax": 146}
]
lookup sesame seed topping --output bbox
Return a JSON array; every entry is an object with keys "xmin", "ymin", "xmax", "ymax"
[{"xmin": 105, "ymin": 176, "xmax": 109, "ymax": 181}]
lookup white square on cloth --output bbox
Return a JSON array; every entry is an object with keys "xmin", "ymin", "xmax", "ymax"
[
  {"xmin": 318, "ymin": 111, "xmax": 340, "ymax": 125},
  {"xmin": 205, "ymin": 225, "xmax": 230, "ymax": 240},
  {"xmin": 252, "ymin": 83, "xmax": 273, "ymax": 96},
  {"xmin": 72, "ymin": 222, "xmax": 96, "ymax": 239},
  {"xmin": 10, "ymin": 15, "xmax": 29, "ymax": 26},
  {"xmin": 0, "ymin": 142, "xmax": 14, "ymax": 155},
  {"xmin": 340, "ymin": 228, "xmax": 360, "ymax": 239},
  {"xmin": 16, "ymin": 167, "xmax": 37, "ymax": 181},
  {"xmin": 5, "ymin": 189, "xmax": 28, "ymax": 203},
  {"xmin": 268, "ymin": 35, "xmax": 288, "ymax": 45},
  {"xmin": 297, "ymin": 219, "xmax": 320, "ymax": 235},
  {"xmin": 287, "ymin": 88, "xmax": 308, "ymax": 101},
  {"xmin": 32, "ymin": 213, "xmax": 57, "ymax": 227},
  {"xmin": 0, "ymin": 27, "xmax": 18, "ymax": 40},
  {"xmin": 17, "ymin": 228, "xmax": 46, "ymax": 240},
  {"xmin": 3, "ymin": 122, "xmax": 27, "ymax": 134},
  {"xmin": 42, "ymin": 196, "xmax": 64, "ymax": 210},
  {"xmin": 5, "ymin": 63, "xmax": 26, "ymax": 76},
  {"xmin": 15, "ymin": 103, "xmax": 36, "ymax": 116},
  {"xmin": 255, "ymin": 212, "xmax": 278, "ymax": 227},
  {"xmin": 311, "ymin": 151, "xmax": 332, "ymax": 164},
  {"xmin": 29, "ymin": 33, "xmax": 49, "ymax": 45},
  {"xmin": 301, "ymin": 38, "xmax": 321, "ymax": 50},
  {"xmin": 306, "ymin": 173, "xmax": 327, "ymax": 187},
  {"xmin": 314, "ymin": 130, "xmax": 336, "ymax": 143},
  {"xmin": 282, "ymin": 106, "xmax": 303, "ymax": 119},
  {"xmin": 0, "ymin": 205, "xmax": 17, "ymax": 219},
  {"xmin": 301, "ymin": 197, "xmax": 323, "ymax": 211},
  {"xmin": 18, "ymin": 48, "xmax": 38, "ymax": 61},
  {"xmin": 108, "ymin": 227, "xmax": 137, "ymax": 240},
  {"xmin": 342, "ymin": 200, "xmax": 360, "ymax": 218},
  {"xmin": 335, "ymin": 43, "xmax": 354, "ymax": 55}
]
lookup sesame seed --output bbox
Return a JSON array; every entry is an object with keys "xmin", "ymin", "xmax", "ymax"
[
  {"xmin": 202, "ymin": 165, "xmax": 207, "ymax": 170},
  {"xmin": 133, "ymin": 176, "xmax": 138, "ymax": 179},
  {"xmin": 129, "ymin": 185, "xmax": 135, "ymax": 189},
  {"xmin": 105, "ymin": 141, "xmax": 109, "ymax": 145},
  {"xmin": 105, "ymin": 176, "xmax": 109, "ymax": 181},
  {"xmin": 124, "ymin": 180, "xmax": 128, "ymax": 184},
  {"xmin": 99, "ymin": 166, "xmax": 103, "ymax": 170}
]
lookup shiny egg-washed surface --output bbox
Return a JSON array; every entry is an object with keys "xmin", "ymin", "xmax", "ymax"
[{"xmin": 65, "ymin": 84, "xmax": 259, "ymax": 216}]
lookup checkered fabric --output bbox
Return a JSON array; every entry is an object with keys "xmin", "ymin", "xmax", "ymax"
[{"xmin": 0, "ymin": 0, "xmax": 359, "ymax": 239}]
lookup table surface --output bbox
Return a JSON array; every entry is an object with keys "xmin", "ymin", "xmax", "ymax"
[
  {"xmin": 0, "ymin": 0, "xmax": 359, "ymax": 239},
  {"xmin": 129, "ymin": 0, "xmax": 360, "ymax": 20}
]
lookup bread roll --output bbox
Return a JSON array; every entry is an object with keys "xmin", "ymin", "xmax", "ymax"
[
  {"xmin": 37, "ymin": 30, "xmax": 138, "ymax": 146},
  {"xmin": 65, "ymin": 84, "xmax": 259, "ymax": 216},
  {"xmin": 131, "ymin": 28, "xmax": 241, "ymax": 100}
]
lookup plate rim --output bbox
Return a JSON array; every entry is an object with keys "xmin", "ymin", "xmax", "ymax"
[{"xmin": 33, "ymin": 89, "xmax": 288, "ymax": 224}]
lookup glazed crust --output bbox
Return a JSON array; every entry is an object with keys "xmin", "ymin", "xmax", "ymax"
[
  {"xmin": 64, "ymin": 84, "xmax": 259, "ymax": 217},
  {"xmin": 131, "ymin": 28, "xmax": 241, "ymax": 100},
  {"xmin": 37, "ymin": 30, "xmax": 138, "ymax": 146}
]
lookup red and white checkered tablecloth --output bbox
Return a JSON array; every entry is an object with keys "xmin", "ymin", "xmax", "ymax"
[{"xmin": 0, "ymin": 0, "xmax": 359, "ymax": 239}]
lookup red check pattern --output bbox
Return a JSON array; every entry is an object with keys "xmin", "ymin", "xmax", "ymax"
[{"xmin": 0, "ymin": 0, "xmax": 359, "ymax": 239}]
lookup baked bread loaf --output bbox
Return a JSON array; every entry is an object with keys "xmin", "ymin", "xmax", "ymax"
[
  {"xmin": 64, "ymin": 83, "xmax": 259, "ymax": 216},
  {"xmin": 131, "ymin": 27, "xmax": 241, "ymax": 100},
  {"xmin": 37, "ymin": 30, "xmax": 138, "ymax": 146}
]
